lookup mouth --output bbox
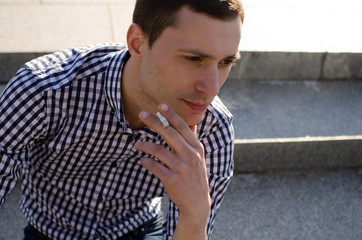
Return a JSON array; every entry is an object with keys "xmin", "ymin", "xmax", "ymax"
[{"xmin": 182, "ymin": 99, "xmax": 210, "ymax": 112}]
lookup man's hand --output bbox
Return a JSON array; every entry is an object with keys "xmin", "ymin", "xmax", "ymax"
[{"xmin": 135, "ymin": 104, "xmax": 211, "ymax": 240}]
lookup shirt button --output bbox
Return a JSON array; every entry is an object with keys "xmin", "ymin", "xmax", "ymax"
[
  {"xmin": 97, "ymin": 196, "xmax": 104, "ymax": 203},
  {"xmin": 92, "ymin": 216, "xmax": 98, "ymax": 223},
  {"xmin": 111, "ymin": 162, "xmax": 118, "ymax": 168},
  {"xmin": 126, "ymin": 135, "xmax": 134, "ymax": 144}
]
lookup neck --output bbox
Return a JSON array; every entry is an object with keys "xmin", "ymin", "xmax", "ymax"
[{"xmin": 121, "ymin": 57, "xmax": 145, "ymax": 130}]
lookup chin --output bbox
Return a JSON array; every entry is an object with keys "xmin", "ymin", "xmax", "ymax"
[{"xmin": 184, "ymin": 114, "xmax": 204, "ymax": 127}]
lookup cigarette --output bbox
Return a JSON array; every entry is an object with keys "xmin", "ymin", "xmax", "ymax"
[{"xmin": 156, "ymin": 112, "xmax": 169, "ymax": 128}]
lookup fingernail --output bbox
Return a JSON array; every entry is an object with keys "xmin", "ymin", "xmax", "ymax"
[
  {"xmin": 159, "ymin": 104, "xmax": 168, "ymax": 112},
  {"xmin": 139, "ymin": 111, "xmax": 150, "ymax": 119}
]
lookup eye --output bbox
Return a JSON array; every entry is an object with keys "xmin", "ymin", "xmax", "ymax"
[
  {"xmin": 219, "ymin": 59, "xmax": 237, "ymax": 67},
  {"xmin": 185, "ymin": 56, "xmax": 202, "ymax": 62}
]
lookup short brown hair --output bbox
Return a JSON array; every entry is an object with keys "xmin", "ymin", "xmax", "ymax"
[{"xmin": 133, "ymin": 0, "xmax": 244, "ymax": 48}]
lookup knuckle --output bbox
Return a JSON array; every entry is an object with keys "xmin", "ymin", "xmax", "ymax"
[
  {"xmin": 196, "ymin": 142, "xmax": 205, "ymax": 151},
  {"xmin": 178, "ymin": 121, "xmax": 189, "ymax": 132},
  {"xmin": 187, "ymin": 150, "xmax": 204, "ymax": 167},
  {"xmin": 189, "ymin": 151, "xmax": 202, "ymax": 161}
]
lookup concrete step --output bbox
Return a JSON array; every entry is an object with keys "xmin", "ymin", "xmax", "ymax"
[
  {"xmin": 219, "ymin": 80, "xmax": 362, "ymax": 173},
  {"xmin": 1, "ymin": 168, "xmax": 361, "ymax": 239}
]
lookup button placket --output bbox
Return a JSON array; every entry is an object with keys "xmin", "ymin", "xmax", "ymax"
[{"xmin": 119, "ymin": 134, "xmax": 135, "ymax": 157}]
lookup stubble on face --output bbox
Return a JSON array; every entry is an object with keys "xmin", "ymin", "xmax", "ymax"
[{"xmin": 126, "ymin": 7, "xmax": 242, "ymax": 128}]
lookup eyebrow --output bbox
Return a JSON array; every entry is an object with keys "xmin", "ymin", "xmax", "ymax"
[{"xmin": 178, "ymin": 49, "xmax": 241, "ymax": 60}]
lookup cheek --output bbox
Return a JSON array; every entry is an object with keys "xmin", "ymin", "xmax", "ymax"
[
  {"xmin": 219, "ymin": 70, "xmax": 231, "ymax": 86},
  {"xmin": 145, "ymin": 55, "xmax": 196, "ymax": 99},
  {"xmin": 139, "ymin": 64, "xmax": 173, "ymax": 103},
  {"xmin": 154, "ymin": 61, "xmax": 187, "ymax": 90}
]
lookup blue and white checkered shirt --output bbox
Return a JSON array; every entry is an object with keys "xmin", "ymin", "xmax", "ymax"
[{"xmin": 0, "ymin": 44, "xmax": 234, "ymax": 240}]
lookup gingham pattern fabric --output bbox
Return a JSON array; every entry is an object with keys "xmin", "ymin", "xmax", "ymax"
[{"xmin": 0, "ymin": 44, "xmax": 234, "ymax": 240}]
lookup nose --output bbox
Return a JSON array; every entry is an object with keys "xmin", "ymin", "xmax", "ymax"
[{"xmin": 195, "ymin": 66, "xmax": 220, "ymax": 97}]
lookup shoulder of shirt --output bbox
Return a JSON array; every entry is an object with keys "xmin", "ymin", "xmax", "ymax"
[
  {"xmin": 19, "ymin": 43, "xmax": 127, "ymax": 90},
  {"xmin": 198, "ymin": 96, "xmax": 233, "ymax": 136}
]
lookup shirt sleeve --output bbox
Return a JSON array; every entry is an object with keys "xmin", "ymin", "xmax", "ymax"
[
  {"xmin": 0, "ymin": 65, "xmax": 47, "ymax": 207},
  {"xmin": 163, "ymin": 116, "xmax": 235, "ymax": 239}
]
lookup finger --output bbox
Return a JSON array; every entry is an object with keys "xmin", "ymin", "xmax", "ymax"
[
  {"xmin": 157, "ymin": 104, "xmax": 201, "ymax": 148},
  {"xmin": 139, "ymin": 111, "xmax": 193, "ymax": 155},
  {"xmin": 139, "ymin": 105, "xmax": 201, "ymax": 154},
  {"xmin": 135, "ymin": 141, "xmax": 177, "ymax": 169},
  {"xmin": 190, "ymin": 125, "xmax": 197, "ymax": 135},
  {"xmin": 141, "ymin": 157, "xmax": 172, "ymax": 182}
]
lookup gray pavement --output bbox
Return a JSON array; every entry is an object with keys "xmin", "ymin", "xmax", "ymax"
[
  {"xmin": 212, "ymin": 168, "xmax": 362, "ymax": 240},
  {"xmin": 1, "ymin": 168, "xmax": 361, "ymax": 239}
]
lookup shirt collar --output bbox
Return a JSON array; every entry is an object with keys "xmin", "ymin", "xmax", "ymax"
[{"xmin": 104, "ymin": 47, "xmax": 131, "ymax": 132}]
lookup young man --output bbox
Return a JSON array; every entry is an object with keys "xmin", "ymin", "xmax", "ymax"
[{"xmin": 0, "ymin": 0, "xmax": 244, "ymax": 239}]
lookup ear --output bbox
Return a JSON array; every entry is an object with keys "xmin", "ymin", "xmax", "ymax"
[{"xmin": 127, "ymin": 23, "xmax": 147, "ymax": 60}]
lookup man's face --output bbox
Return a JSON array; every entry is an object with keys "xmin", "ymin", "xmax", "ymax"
[{"xmin": 138, "ymin": 7, "xmax": 242, "ymax": 126}]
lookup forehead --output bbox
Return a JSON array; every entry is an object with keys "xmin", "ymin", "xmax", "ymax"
[{"xmin": 153, "ymin": 7, "xmax": 242, "ymax": 58}]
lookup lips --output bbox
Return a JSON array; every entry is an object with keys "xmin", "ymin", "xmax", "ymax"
[{"xmin": 183, "ymin": 99, "xmax": 210, "ymax": 112}]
